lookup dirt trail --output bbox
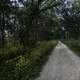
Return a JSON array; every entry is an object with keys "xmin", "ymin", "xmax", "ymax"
[{"xmin": 36, "ymin": 41, "xmax": 80, "ymax": 80}]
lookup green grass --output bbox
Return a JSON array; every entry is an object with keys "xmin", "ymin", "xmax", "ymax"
[
  {"xmin": 0, "ymin": 42, "xmax": 23, "ymax": 61},
  {"xmin": 63, "ymin": 40, "xmax": 80, "ymax": 57},
  {"xmin": 0, "ymin": 41, "xmax": 57, "ymax": 80}
]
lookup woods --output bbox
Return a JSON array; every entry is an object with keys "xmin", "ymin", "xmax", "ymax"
[
  {"xmin": 0, "ymin": 0, "xmax": 59, "ymax": 48},
  {"xmin": 0, "ymin": 0, "xmax": 80, "ymax": 80}
]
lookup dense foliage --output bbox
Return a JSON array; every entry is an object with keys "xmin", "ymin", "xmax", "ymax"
[
  {"xmin": 59, "ymin": 0, "xmax": 80, "ymax": 39},
  {"xmin": 0, "ymin": 41, "xmax": 57, "ymax": 80},
  {"xmin": 64, "ymin": 40, "xmax": 80, "ymax": 57},
  {"xmin": 0, "ymin": 0, "xmax": 59, "ymax": 48},
  {"xmin": 0, "ymin": 0, "xmax": 80, "ymax": 80},
  {"xmin": 0, "ymin": 0, "xmax": 59, "ymax": 80}
]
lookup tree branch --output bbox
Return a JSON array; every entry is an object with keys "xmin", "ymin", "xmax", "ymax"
[{"xmin": 39, "ymin": 2, "xmax": 60, "ymax": 13}]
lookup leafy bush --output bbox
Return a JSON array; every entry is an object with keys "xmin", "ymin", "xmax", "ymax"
[
  {"xmin": 0, "ymin": 41, "xmax": 57, "ymax": 80},
  {"xmin": 0, "ymin": 42, "xmax": 23, "ymax": 61},
  {"xmin": 64, "ymin": 40, "xmax": 80, "ymax": 57},
  {"xmin": 14, "ymin": 41, "xmax": 57, "ymax": 80}
]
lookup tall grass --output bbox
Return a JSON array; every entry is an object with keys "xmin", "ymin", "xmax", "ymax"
[
  {"xmin": 0, "ymin": 41, "xmax": 57, "ymax": 80},
  {"xmin": 63, "ymin": 40, "xmax": 80, "ymax": 57}
]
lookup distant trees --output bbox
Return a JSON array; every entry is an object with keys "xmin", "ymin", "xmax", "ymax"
[
  {"xmin": 0, "ymin": 0, "xmax": 60, "ymax": 48},
  {"xmin": 0, "ymin": 0, "xmax": 11, "ymax": 47},
  {"xmin": 59, "ymin": 0, "xmax": 80, "ymax": 39},
  {"xmin": 18, "ymin": 0, "xmax": 60, "ymax": 46},
  {"xmin": 1, "ymin": 0, "xmax": 80, "ymax": 48},
  {"xmin": 15, "ymin": 0, "xmax": 60, "ymax": 46}
]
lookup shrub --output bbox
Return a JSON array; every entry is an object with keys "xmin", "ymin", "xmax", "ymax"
[
  {"xmin": 14, "ymin": 41, "xmax": 57, "ymax": 80},
  {"xmin": 0, "ymin": 42, "xmax": 23, "ymax": 61},
  {"xmin": 64, "ymin": 40, "xmax": 80, "ymax": 57},
  {"xmin": 0, "ymin": 41, "xmax": 57, "ymax": 80}
]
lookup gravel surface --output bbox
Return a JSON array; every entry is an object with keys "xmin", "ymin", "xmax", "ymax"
[{"xmin": 36, "ymin": 41, "xmax": 80, "ymax": 80}]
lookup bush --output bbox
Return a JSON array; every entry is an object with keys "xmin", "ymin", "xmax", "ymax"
[
  {"xmin": 64, "ymin": 40, "xmax": 80, "ymax": 57},
  {"xmin": 14, "ymin": 41, "xmax": 57, "ymax": 80},
  {"xmin": 0, "ymin": 41, "xmax": 57, "ymax": 80},
  {"xmin": 0, "ymin": 42, "xmax": 23, "ymax": 61}
]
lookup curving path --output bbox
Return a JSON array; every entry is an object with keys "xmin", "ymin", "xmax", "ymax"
[{"xmin": 36, "ymin": 41, "xmax": 80, "ymax": 80}]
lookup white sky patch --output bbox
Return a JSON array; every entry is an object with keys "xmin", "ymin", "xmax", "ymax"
[
  {"xmin": 10, "ymin": 0, "xmax": 24, "ymax": 7},
  {"xmin": 64, "ymin": 0, "xmax": 74, "ymax": 8}
]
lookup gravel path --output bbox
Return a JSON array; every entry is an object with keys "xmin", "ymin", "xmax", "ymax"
[{"xmin": 36, "ymin": 41, "xmax": 80, "ymax": 80}]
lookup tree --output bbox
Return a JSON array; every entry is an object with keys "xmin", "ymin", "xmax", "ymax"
[
  {"xmin": 0, "ymin": 0, "xmax": 60, "ymax": 48},
  {"xmin": 16, "ymin": 0, "xmax": 60, "ymax": 47},
  {"xmin": 0, "ymin": 0, "xmax": 11, "ymax": 47},
  {"xmin": 58, "ymin": 0, "xmax": 80, "ymax": 39}
]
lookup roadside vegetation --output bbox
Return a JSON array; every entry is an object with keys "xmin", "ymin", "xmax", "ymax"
[
  {"xmin": 0, "ymin": 0, "xmax": 80, "ymax": 80},
  {"xmin": 63, "ymin": 40, "xmax": 80, "ymax": 57},
  {"xmin": 0, "ymin": 41, "xmax": 57, "ymax": 80}
]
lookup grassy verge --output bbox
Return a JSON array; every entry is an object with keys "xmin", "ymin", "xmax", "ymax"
[
  {"xmin": 0, "ymin": 41, "xmax": 57, "ymax": 80},
  {"xmin": 0, "ymin": 42, "xmax": 23, "ymax": 61},
  {"xmin": 63, "ymin": 40, "xmax": 80, "ymax": 57}
]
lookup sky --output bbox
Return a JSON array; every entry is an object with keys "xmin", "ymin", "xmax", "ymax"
[{"xmin": 10, "ymin": 0, "xmax": 24, "ymax": 7}]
